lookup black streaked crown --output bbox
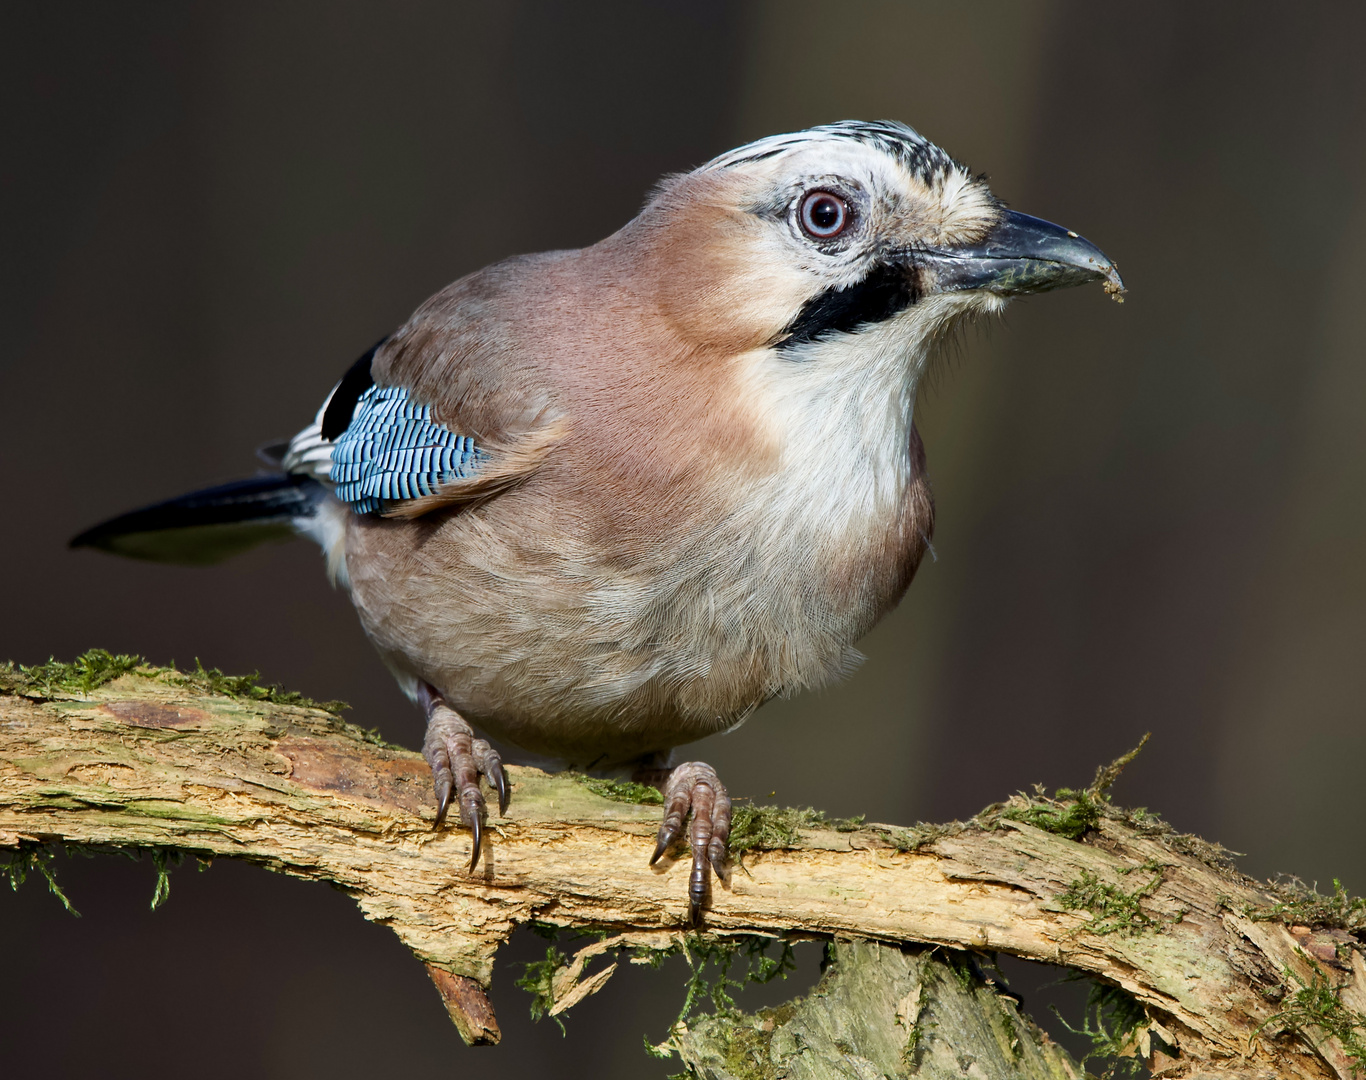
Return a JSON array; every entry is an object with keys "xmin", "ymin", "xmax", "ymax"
[{"xmin": 705, "ymin": 120, "xmax": 961, "ymax": 184}]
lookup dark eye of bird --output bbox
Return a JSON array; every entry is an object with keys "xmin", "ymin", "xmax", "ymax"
[{"xmin": 800, "ymin": 191, "xmax": 848, "ymax": 239}]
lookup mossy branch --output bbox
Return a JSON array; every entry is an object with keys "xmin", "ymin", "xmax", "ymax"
[{"xmin": 3, "ymin": 655, "xmax": 1365, "ymax": 1078}]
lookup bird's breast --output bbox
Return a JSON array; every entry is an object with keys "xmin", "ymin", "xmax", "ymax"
[{"xmin": 343, "ymin": 310, "xmax": 934, "ymax": 764}]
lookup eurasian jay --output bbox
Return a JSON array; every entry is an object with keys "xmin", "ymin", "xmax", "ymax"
[{"xmin": 73, "ymin": 120, "xmax": 1123, "ymax": 921}]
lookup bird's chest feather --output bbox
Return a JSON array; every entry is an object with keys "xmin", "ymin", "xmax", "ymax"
[
  {"xmin": 640, "ymin": 330, "xmax": 930, "ymax": 700},
  {"xmin": 343, "ymin": 325, "xmax": 933, "ymax": 758}
]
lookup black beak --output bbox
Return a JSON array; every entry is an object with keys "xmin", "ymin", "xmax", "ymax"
[{"xmin": 922, "ymin": 210, "xmax": 1124, "ymax": 298}]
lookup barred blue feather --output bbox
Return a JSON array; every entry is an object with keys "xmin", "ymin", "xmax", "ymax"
[{"xmin": 329, "ymin": 385, "xmax": 482, "ymax": 514}]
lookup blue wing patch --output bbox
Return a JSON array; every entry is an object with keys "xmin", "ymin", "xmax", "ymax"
[{"xmin": 329, "ymin": 385, "xmax": 482, "ymax": 514}]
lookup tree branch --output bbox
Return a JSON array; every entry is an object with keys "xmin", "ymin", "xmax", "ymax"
[{"xmin": 2, "ymin": 662, "xmax": 1363, "ymax": 1077}]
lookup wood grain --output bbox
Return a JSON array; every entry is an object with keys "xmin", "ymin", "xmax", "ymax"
[{"xmin": 1, "ymin": 672, "xmax": 1358, "ymax": 1076}]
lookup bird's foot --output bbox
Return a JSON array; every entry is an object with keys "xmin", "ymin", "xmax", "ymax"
[
  {"xmin": 422, "ymin": 696, "xmax": 508, "ymax": 871},
  {"xmin": 647, "ymin": 761, "xmax": 731, "ymax": 924}
]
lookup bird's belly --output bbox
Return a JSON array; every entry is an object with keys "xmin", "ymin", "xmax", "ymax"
[
  {"xmin": 348, "ymin": 575, "xmax": 797, "ymax": 765},
  {"xmin": 341, "ymin": 502, "xmax": 916, "ymax": 765}
]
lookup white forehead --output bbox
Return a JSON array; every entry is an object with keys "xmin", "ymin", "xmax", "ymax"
[{"xmin": 702, "ymin": 120, "xmax": 963, "ymax": 191}]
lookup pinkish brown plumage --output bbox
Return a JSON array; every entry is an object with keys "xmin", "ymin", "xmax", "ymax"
[{"xmin": 73, "ymin": 120, "xmax": 1124, "ymax": 921}]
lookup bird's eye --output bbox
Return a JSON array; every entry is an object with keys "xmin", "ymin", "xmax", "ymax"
[{"xmin": 799, "ymin": 191, "xmax": 849, "ymax": 239}]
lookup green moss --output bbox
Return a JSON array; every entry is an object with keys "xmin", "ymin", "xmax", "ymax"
[
  {"xmin": 3, "ymin": 843, "xmax": 80, "ymax": 917},
  {"xmin": 942, "ymin": 949, "xmax": 982, "ymax": 992},
  {"xmin": 1087, "ymin": 736, "xmax": 1151, "ymax": 798},
  {"xmin": 1057, "ymin": 862, "xmax": 1166, "ymax": 936},
  {"xmin": 983, "ymin": 794, "xmax": 1240, "ymax": 881},
  {"xmin": 1052, "ymin": 980, "xmax": 1148, "ymax": 1079},
  {"xmin": 976, "ymin": 734, "xmax": 1240, "ymax": 878},
  {"xmin": 982, "ymin": 736, "xmax": 1151, "ymax": 842},
  {"xmin": 148, "ymin": 847, "xmax": 182, "ymax": 910},
  {"xmin": 564, "ymin": 783, "xmax": 866, "ymax": 849},
  {"xmin": 2, "ymin": 649, "xmax": 349, "ymax": 713},
  {"xmin": 167, "ymin": 658, "xmax": 349, "ymax": 713},
  {"xmin": 675, "ymin": 935, "xmax": 796, "ymax": 1019},
  {"xmin": 4, "ymin": 649, "xmax": 143, "ymax": 696},
  {"xmin": 998, "ymin": 787, "xmax": 1104, "ymax": 840},
  {"xmin": 515, "ymin": 942, "xmax": 570, "ymax": 1034},
  {"xmin": 728, "ymin": 804, "xmax": 863, "ymax": 854},
  {"xmin": 518, "ymin": 926, "xmax": 796, "ymax": 1059},
  {"xmin": 3, "ymin": 841, "xmax": 216, "ymax": 915},
  {"xmin": 1249, "ymin": 878, "xmax": 1366, "ymax": 935},
  {"xmin": 654, "ymin": 1002, "xmax": 794, "ymax": 1080},
  {"xmin": 1258, "ymin": 954, "xmax": 1366, "ymax": 1074},
  {"xmin": 714, "ymin": 1016, "xmax": 783, "ymax": 1080},
  {"xmin": 984, "ymin": 745, "xmax": 1132, "ymax": 841},
  {"xmin": 572, "ymin": 775, "xmax": 663, "ymax": 805},
  {"xmin": 639, "ymin": 934, "xmax": 798, "ymax": 1066}
]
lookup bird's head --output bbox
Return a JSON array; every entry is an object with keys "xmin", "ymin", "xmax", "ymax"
[{"xmin": 626, "ymin": 120, "xmax": 1123, "ymax": 365}]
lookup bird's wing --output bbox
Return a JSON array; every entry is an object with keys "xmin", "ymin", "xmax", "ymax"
[{"xmin": 284, "ymin": 333, "xmax": 566, "ymax": 521}]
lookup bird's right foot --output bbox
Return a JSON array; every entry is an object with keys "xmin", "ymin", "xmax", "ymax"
[
  {"xmin": 421, "ymin": 694, "xmax": 508, "ymax": 871},
  {"xmin": 647, "ymin": 761, "xmax": 732, "ymax": 924}
]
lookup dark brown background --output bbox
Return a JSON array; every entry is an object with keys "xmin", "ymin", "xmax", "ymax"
[{"xmin": 4, "ymin": 3, "xmax": 1365, "ymax": 1076}]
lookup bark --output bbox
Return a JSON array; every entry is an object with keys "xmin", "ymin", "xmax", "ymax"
[
  {"xmin": 2, "ymin": 666, "xmax": 1363, "ymax": 1078},
  {"xmin": 676, "ymin": 939, "xmax": 1085, "ymax": 1080}
]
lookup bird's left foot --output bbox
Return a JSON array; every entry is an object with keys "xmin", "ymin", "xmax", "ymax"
[
  {"xmin": 647, "ymin": 761, "xmax": 731, "ymax": 924},
  {"xmin": 422, "ymin": 695, "xmax": 508, "ymax": 872}
]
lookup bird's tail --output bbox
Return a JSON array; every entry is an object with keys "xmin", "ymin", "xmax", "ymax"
[{"xmin": 70, "ymin": 474, "xmax": 326, "ymax": 566}]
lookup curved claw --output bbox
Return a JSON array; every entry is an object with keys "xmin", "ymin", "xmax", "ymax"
[
  {"xmin": 493, "ymin": 764, "xmax": 510, "ymax": 817},
  {"xmin": 649, "ymin": 761, "xmax": 731, "ymax": 923},
  {"xmin": 652, "ymin": 810, "xmax": 684, "ymax": 865},
  {"xmin": 423, "ymin": 697, "xmax": 504, "ymax": 872},
  {"xmin": 434, "ymin": 784, "xmax": 452, "ymax": 831},
  {"xmin": 468, "ymin": 813, "xmax": 483, "ymax": 872}
]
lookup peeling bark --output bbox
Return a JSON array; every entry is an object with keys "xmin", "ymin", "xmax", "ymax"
[
  {"xmin": 1, "ymin": 669, "xmax": 1362, "ymax": 1078},
  {"xmin": 677, "ymin": 939, "xmax": 1083, "ymax": 1080}
]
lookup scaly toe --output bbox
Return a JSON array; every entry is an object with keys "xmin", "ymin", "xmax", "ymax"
[
  {"xmin": 649, "ymin": 761, "xmax": 732, "ymax": 922},
  {"xmin": 423, "ymin": 700, "xmax": 508, "ymax": 871}
]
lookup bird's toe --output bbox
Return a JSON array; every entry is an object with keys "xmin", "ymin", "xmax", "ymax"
[
  {"xmin": 648, "ymin": 761, "xmax": 731, "ymax": 924},
  {"xmin": 422, "ymin": 701, "xmax": 509, "ymax": 871}
]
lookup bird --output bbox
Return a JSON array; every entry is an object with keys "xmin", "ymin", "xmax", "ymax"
[{"xmin": 72, "ymin": 120, "xmax": 1123, "ymax": 922}]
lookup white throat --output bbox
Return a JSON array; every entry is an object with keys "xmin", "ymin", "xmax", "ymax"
[{"xmin": 743, "ymin": 292, "xmax": 995, "ymax": 548}]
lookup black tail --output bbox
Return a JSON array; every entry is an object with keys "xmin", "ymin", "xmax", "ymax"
[{"xmin": 70, "ymin": 474, "xmax": 324, "ymax": 566}]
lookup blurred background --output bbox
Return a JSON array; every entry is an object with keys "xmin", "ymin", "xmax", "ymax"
[{"xmin": 4, "ymin": 2, "xmax": 1365, "ymax": 1076}]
